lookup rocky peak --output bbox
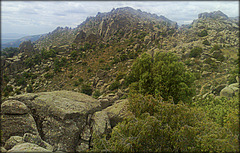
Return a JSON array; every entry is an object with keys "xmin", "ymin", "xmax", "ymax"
[{"xmin": 198, "ymin": 10, "xmax": 228, "ymax": 20}]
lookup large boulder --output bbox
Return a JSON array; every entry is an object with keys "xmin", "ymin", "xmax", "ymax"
[
  {"xmin": 220, "ymin": 83, "xmax": 239, "ymax": 98},
  {"xmin": 4, "ymin": 136, "xmax": 24, "ymax": 150},
  {"xmin": 23, "ymin": 133, "xmax": 53, "ymax": 151},
  {"xmin": 1, "ymin": 100, "xmax": 39, "ymax": 144},
  {"xmin": 7, "ymin": 143, "xmax": 51, "ymax": 152},
  {"xmin": 1, "ymin": 100, "xmax": 29, "ymax": 115},
  {"xmin": 8, "ymin": 90, "xmax": 101, "ymax": 152},
  {"xmin": 103, "ymin": 99, "xmax": 133, "ymax": 128},
  {"xmin": 91, "ymin": 111, "xmax": 111, "ymax": 136}
]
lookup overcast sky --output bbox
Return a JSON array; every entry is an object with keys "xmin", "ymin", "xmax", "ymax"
[{"xmin": 1, "ymin": 1, "xmax": 239, "ymax": 36}]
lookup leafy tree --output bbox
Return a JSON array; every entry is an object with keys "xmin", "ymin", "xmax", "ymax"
[{"xmin": 127, "ymin": 52, "xmax": 195, "ymax": 104}]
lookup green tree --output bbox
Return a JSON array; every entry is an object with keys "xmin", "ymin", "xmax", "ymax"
[{"xmin": 127, "ymin": 52, "xmax": 195, "ymax": 103}]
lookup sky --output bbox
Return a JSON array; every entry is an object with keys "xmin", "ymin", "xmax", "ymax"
[{"xmin": 1, "ymin": 1, "xmax": 239, "ymax": 36}]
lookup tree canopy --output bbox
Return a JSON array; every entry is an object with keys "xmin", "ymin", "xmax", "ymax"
[{"xmin": 127, "ymin": 52, "xmax": 195, "ymax": 104}]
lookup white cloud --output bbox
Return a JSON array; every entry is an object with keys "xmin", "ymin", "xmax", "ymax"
[{"xmin": 1, "ymin": 1, "xmax": 239, "ymax": 35}]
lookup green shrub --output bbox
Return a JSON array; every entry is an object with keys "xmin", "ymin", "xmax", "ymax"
[
  {"xmin": 116, "ymin": 72, "xmax": 125, "ymax": 81},
  {"xmin": 189, "ymin": 47, "xmax": 203, "ymax": 58},
  {"xmin": 198, "ymin": 29, "xmax": 208, "ymax": 37},
  {"xmin": 3, "ymin": 85, "xmax": 13, "ymax": 97},
  {"xmin": 99, "ymin": 59, "xmax": 105, "ymax": 63},
  {"xmin": 26, "ymin": 84, "xmax": 33, "ymax": 93},
  {"xmin": 212, "ymin": 51, "xmax": 225, "ymax": 62},
  {"xmin": 68, "ymin": 74, "xmax": 73, "ymax": 78},
  {"xmin": 93, "ymin": 94, "xmax": 238, "ymax": 152},
  {"xmin": 78, "ymin": 77, "xmax": 84, "ymax": 83},
  {"xmin": 202, "ymin": 40, "xmax": 211, "ymax": 45},
  {"xmin": 73, "ymin": 80, "xmax": 80, "ymax": 87},
  {"xmin": 210, "ymin": 44, "xmax": 221, "ymax": 52},
  {"xmin": 44, "ymin": 72, "xmax": 54, "ymax": 79},
  {"xmin": 93, "ymin": 90, "xmax": 101, "ymax": 99},
  {"xmin": 70, "ymin": 50, "xmax": 78, "ymax": 60},
  {"xmin": 109, "ymin": 81, "xmax": 120, "ymax": 91},
  {"xmin": 81, "ymin": 83, "xmax": 92, "ymax": 95},
  {"xmin": 15, "ymin": 76, "xmax": 27, "ymax": 87},
  {"xmin": 87, "ymin": 68, "xmax": 92, "ymax": 73}
]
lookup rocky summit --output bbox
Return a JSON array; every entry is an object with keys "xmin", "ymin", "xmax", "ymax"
[{"xmin": 1, "ymin": 7, "xmax": 239, "ymax": 152}]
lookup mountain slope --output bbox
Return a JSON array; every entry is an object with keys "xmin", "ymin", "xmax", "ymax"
[{"xmin": 1, "ymin": 8, "xmax": 239, "ymax": 101}]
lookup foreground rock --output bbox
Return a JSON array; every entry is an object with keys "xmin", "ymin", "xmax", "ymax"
[
  {"xmin": 103, "ymin": 99, "xmax": 133, "ymax": 128},
  {"xmin": 1, "ymin": 100, "xmax": 29, "ymax": 115},
  {"xmin": 7, "ymin": 90, "xmax": 102, "ymax": 152},
  {"xmin": 220, "ymin": 83, "xmax": 239, "ymax": 98},
  {"xmin": 7, "ymin": 143, "xmax": 51, "ymax": 152},
  {"xmin": 1, "ymin": 100, "xmax": 39, "ymax": 144},
  {"xmin": 4, "ymin": 136, "xmax": 24, "ymax": 150}
]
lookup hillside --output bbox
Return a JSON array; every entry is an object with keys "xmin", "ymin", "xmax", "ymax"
[
  {"xmin": 2, "ymin": 8, "xmax": 238, "ymax": 99},
  {"xmin": 1, "ymin": 7, "xmax": 239, "ymax": 152}
]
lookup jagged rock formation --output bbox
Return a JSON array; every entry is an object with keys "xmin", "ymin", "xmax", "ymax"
[{"xmin": 198, "ymin": 10, "xmax": 229, "ymax": 20}]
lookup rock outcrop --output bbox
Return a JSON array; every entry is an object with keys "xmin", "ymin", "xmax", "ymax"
[
  {"xmin": 7, "ymin": 143, "xmax": 51, "ymax": 152},
  {"xmin": 4, "ymin": 90, "xmax": 102, "ymax": 152},
  {"xmin": 1, "ymin": 100, "xmax": 39, "ymax": 144},
  {"xmin": 198, "ymin": 10, "xmax": 228, "ymax": 20},
  {"xmin": 220, "ymin": 83, "xmax": 239, "ymax": 98}
]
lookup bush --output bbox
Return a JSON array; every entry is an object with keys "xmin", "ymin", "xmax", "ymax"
[
  {"xmin": 26, "ymin": 84, "xmax": 33, "ymax": 93},
  {"xmin": 87, "ymin": 68, "xmax": 92, "ymax": 73},
  {"xmin": 99, "ymin": 59, "xmax": 105, "ymax": 63},
  {"xmin": 15, "ymin": 75, "xmax": 27, "ymax": 87},
  {"xmin": 116, "ymin": 72, "xmax": 125, "ymax": 81},
  {"xmin": 212, "ymin": 50, "xmax": 225, "ymax": 62},
  {"xmin": 70, "ymin": 50, "xmax": 78, "ymax": 60},
  {"xmin": 210, "ymin": 44, "xmax": 221, "ymax": 52},
  {"xmin": 93, "ymin": 90, "xmax": 101, "ymax": 99},
  {"xmin": 109, "ymin": 81, "xmax": 120, "ymax": 91},
  {"xmin": 198, "ymin": 29, "xmax": 208, "ymax": 37},
  {"xmin": 3, "ymin": 85, "xmax": 13, "ymax": 97},
  {"xmin": 81, "ymin": 83, "xmax": 92, "ymax": 95},
  {"xmin": 44, "ymin": 72, "xmax": 54, "ymax": 79},
  {"xmin": 78, "ymin": 77, "xmax": 84, "ymax": 83},
  {"xmin": 202, "ymin": 40, "xmax": 211, "ymax": 45},
  {"xmin": 73, "ymin": 80, "xmax": 80, "ymax": 87},
  {"xmin": 93, "ymin": 94, "xmax": 238, "ymax": 152},
  {"xmin": 189, "ymin": 47, "xmax": 203, "ymax": 58}
]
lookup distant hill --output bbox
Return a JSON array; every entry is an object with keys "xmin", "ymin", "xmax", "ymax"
[{"xmin": 1, "ymin": 34, "xmax": 46, "ymax": 50}]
